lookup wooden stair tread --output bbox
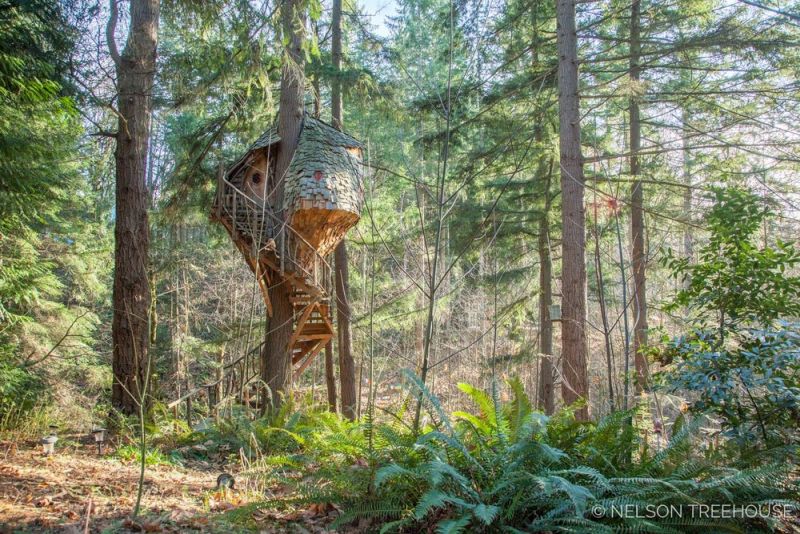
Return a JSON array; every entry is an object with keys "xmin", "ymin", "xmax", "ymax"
[{"xmin": 299, "ymin": 325, "xmax": 332, "ymax": 334}]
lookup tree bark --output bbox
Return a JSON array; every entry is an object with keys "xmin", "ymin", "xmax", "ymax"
[
  {"xmin": 109, "ymin": 0, "xmax": 160, "ymax": 416},
  {"xmin": 331, "ymin": 0, "xmax": 343, "ymax": 131},
  {"xmin": 537, "ymin": 201, "xmax": 554, "ymax": 415},
  {"xmin": 629, "ymin": 0, "xmax": 648, "ymax": 394},
  {"xmin": 536, "ymin": 139, "xmax": 555, "ymax": 415},
  {"xmin": 261, "ymin": 0, "xmax": 306, "ymax": 411},
  {"xmin": 556, "ymin": 0, "xmax": 589, "ymax": 421},
  {"xmin": 331, "ymin": 0, "xmax": 357, "ymax": 420},
  {"xmin": 335, "ymin": 244, "xmax": 357, "ymax": 419},
  {"xmin": 325, "ymin": 340, "xmax": 336, "ymax": 412}
]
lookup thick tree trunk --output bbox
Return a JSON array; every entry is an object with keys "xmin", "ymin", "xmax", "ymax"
[
  {"xmin": 331, "ymin": 0, "xmax": 357, "ymax": 420},
  {"xmin": 261, "ymin": 0, "xmax": 306, "ymax": 411},
  {"xmin": 109, "ymin": 0, "xmax": 159, "ymax": 416},
  {"xmin": 556, "ymin": 0, "xmax": 589, "ymax": 420},
  {"xmin": 629, "ymin": 0, "xmax": 648, "ymax": 394}
]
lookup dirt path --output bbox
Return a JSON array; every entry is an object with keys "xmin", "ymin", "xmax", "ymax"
[{"xmin": 0, "ymin": 438, "xmax": 228, "ymax": 533}]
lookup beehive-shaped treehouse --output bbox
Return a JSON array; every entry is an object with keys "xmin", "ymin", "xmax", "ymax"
[{"xmin": 212, "ymin": 114, "xmax": 364, "ymax": 377}]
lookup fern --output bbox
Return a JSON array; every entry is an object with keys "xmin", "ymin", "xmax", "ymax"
[
  {"xmin": 435, "ymin": 515, "xmax": 471, "ymax": 534},
  {"xmin": 355, "ymin": 377, "xmax": 797, "ymax": 533},
  {"xmin": 205, "ymin": 375, "xmax": 796, "ymax": 533}
]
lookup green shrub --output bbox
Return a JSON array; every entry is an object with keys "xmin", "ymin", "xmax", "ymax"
[
  {"xmin": 0, "ymin": 358, "xmax": 50, "ymax": 433},
  {"xmin": 115, "ymin": 443, "xmax": 180, "ymax": 466},
  {"xmin": 661, "ymin": 188, "xmax": 800, "ymax": 448}
]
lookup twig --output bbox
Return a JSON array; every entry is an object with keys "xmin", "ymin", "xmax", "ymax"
[
  {"xmin": 83, "ymin": 496, "xmax": 93, "ymax": 534},
  {"xmin": 24, "ymin": 311, "xmax": 90, "ymax": 367}
]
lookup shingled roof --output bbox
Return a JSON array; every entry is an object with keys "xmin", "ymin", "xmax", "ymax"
[
  {"xmin": 226, "ymin": 115, "xmax": 363, "ymax": 182},
  {"xmin": 250, "ymin": 124, "xmax": 281, "ymax": 150},
  {"xmin": 226, "ymin": 124, "xmax": 281, "ymax": 180},
  {"xmin": 282, "ymin": 115, "xmax": 364, "ymax": 214}
]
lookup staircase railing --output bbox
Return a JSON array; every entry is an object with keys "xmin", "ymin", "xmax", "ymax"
[{"xmin": 215, "ymin": 174, "xmax": 331, "ymax": 295}]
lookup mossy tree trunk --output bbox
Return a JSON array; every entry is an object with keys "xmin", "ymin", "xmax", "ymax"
[{"xmin": 629, "ymin": 0, "xmax": 648, "ymax": 394}]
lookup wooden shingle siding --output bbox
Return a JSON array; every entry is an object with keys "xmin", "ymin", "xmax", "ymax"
[{"xmin": 213, "ymin": 113, "xmax": 363, "ymax": 276}]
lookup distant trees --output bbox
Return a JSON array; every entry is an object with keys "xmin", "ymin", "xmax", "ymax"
[
  {"xmin": 107, "ymin": 0, "xmax": 161, "ymax": 415},
  {"xmin": 0, "ymin": 0, "xmax": 106, "ymax": 422}
]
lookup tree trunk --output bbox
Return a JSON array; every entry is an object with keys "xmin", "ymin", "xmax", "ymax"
[
  {"xmin": 109, "ymin": 0, "xmax": 160, "ymax": 416},
  {"xmin": 536, "ymin": 146, "xmax": 555, "ymax": 415},
  {"xmin": 331, "ymin": 0, "xmax": 343, "ymax": 131},
  {"xmin": 556, "ymin": 0, "xmax": 588, "ymax": 421},
  {"xmin": 682, "ymin": 107, "xmax": 693, "ymax": 267},
  {"xmin": 331, "ymin": 0, "xmax": 357, "ymax": 420},
  {"xmin": 531, "ymin": 4, "xmax": 554, "ymax": 415},
  {"xmin": 261, "ymin": 0, "xmax": 306, "ymax": 411},
  {"xmin": 325, "ymin": 340, "xmax": 336, "ymax": 412},
  {"xmin": 629, "ymin": 0, "xmax": 648, "ymax": 394},
  {"xmin": 537, "ymin": 204, "xmax": 554, "ymax": 414},
  {"xmin": 335, "ymin": 244, "xmax": 357, "ymax": 419}
]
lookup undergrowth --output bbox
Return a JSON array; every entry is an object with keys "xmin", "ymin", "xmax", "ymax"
[{"xmin": 175, "ymin": 372, "xmax": 798, "ymax": 533}]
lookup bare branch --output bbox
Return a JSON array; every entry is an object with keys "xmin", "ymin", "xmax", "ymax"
[
  {"xmin": 24, "ymin": 311, "xmax": 90, "ymax": 367},
  {"xmin": 106, "ymin": 0, "xmax": 122, "ymax": 67}
]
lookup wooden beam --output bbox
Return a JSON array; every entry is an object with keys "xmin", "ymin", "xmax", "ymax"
[
  {"xmin": 298, "ymin": 333, "xmax": 332, "ymax": 341},
  {"xmin": 293, "ymin": 340, "xmax": 326, "ymax": 381},
  {"xmin": 287, "ymin": 301, "xmax": 318, "ymax": 351}
]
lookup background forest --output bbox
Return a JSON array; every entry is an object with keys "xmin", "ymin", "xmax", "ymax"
[{"xmin": 1, "ymin": 0, "xmax": 800, "ymax": 532}]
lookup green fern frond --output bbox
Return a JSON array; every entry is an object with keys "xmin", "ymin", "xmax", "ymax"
[
  {"xmin": 329, "ymin": 500, "xmax": 408, "ymax": 529},
  {"xmin": 472, "ymin": 503, "xmax": 500, "ymax": 525},
  {"xmin": 435, "ymin": 515, "xmax": 471, "ymax": 534},
  {"xmin": 457, "ymin": 382, "xmax": 496, "ymax": 426}
]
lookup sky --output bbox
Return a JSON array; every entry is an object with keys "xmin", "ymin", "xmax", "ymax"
[{"xmin": 357, "ymin": 0, "xmax": 399, "ymax": 36}]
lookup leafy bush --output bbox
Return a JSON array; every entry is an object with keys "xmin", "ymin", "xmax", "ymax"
[
  {"xmin": 663, "ymin": 324, "xmax": 800, "ymax": 447},
  {"xmin": 661, "ymin": 188, "xmax": 800, "ymax": 448}
]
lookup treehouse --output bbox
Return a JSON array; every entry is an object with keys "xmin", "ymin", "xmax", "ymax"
[{"xmin": 212, "ymin": 114, "xmax": 364, "ymax": 378}]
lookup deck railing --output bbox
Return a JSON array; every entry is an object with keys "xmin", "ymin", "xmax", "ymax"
[{"xmin": 215, "ymin": 174, "xmax": 331, "ymax": 296}]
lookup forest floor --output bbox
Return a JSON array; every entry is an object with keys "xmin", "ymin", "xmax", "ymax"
[{"xmin": 0, "ymin": 436, "xmax": 344, "ymax": 533}]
